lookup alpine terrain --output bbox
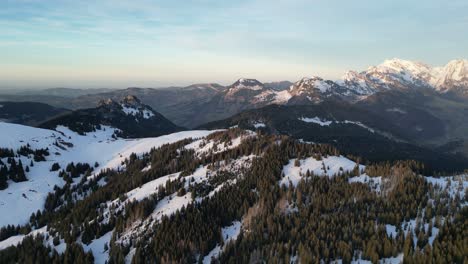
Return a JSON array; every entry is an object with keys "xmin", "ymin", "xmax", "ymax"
[{"xmin": 0, "ymin": 59, "xmax": 467, "ymax": 264}]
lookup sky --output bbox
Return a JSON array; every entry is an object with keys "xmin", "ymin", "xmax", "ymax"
[{"xmin": 0, "ymin": 0, "xmax": 467, "ymax": 89}]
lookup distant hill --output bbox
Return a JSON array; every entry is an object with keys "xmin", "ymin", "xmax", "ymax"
[
  {"xmin": 11, "ymin": 88, "xmax": 117, "ymax": 98},
  {"xmin": 0, "ymin": 101, "xmax": 70, "ymax": 126},
  {"xmin": 40, "ymin": 95, "xmax": 181, "ymax": 138}
]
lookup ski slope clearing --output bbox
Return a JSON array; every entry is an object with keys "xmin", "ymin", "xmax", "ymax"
[{"xmin": 0, "ymin": 121, "xmax": 214, "ymax": 227}]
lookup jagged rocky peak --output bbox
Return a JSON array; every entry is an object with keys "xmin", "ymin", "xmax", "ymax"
[
  {"xmin": 97, "ymin": 98, "xmax": 119, "ymax": 107},
  {"xmin": 117, "ymin": 95, "xmax": 155, "ymax": 119},
  {"xmin": 96, "ymin": 95, "xmax": 154, "ymax": 118},
  {"xmin": 121, "ymin": 94, "xmax": 141, "ymax": 105},
  {"xmin": 97, "ymin": 95, "xmax": 143, "ymax": 108}
]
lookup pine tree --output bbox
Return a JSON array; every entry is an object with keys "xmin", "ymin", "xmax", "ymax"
[
  {"xmin": 16, "ymin": 160, "xmax": 28, "ymax": 182},
  {"xmin": 0, "ymin": 166, "xmax": 8, "ymax": 190}
]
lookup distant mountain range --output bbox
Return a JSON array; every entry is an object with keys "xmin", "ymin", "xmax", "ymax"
[
  {"xmin": 2, "ymin": 58, "xmax": 466, "ymax": 122},
  {"xmin": 1, "ymin": 58, "xmax": 468, "ymax": 155}
]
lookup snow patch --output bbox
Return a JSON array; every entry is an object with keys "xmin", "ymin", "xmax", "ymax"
[
  {"xmin": 348, "ymin": 174, "xmax": 383, "ymax": 193},
  {"xmin": 425, "ymin": 175, "xmax": 467, "ymax": 201},
  {"xmin": 298, "ymin": 117, "xmax": 375, "ymax": 133},
  {"xmin": 121, "ymin": 105, "xmax": 155, "ymax": 119},
  {"xmin": 386, "ymin": 108, "xmax": 407, "ymax": 114},
  {"xmin": 299, "ymin": 117, "xmax": 332, "ymax": 126},
  {"xmin": 281, "ymin": 156, "xmax": 364, "ymax": 187},
  {"xmin": 253, "ymin": 122, "xmax": 266, "ymax": 128},
  {"xmin": 83, "ymin": 231, "xmax": 113, "ymax": 264},
  {"xmin": 203, "ymin": 221, "xmax": 242, "ymax": 264},
  {"xmin": 273, "ymin": 90, "xmax": 293, "ymax": 103}
]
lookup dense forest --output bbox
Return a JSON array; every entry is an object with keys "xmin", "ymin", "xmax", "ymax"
[{"xmin": 0, "ymin": 128, "xmax": 466, "ymax": 263}]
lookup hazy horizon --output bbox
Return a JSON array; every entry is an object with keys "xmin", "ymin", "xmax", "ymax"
[{"xmin": 1, "ymin": 0, "xmax": 467, "ymax": 89}]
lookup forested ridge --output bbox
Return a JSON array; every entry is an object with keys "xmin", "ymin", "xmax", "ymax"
[{"xmin": 0, "ymin": 129, "xmax": 466, "ymax": 263}]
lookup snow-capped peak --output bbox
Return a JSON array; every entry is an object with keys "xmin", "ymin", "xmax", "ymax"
[
  {"xmin": 434, "ymin": 59, "xmax": 468, "ymax": 92},
  {"xmin": 229, "ymin": 78, "xmax": 264, "ymax": 91},
  {"xmin": 225, "ymin": 59, "xmax": 468, "ymax": 106},
  {"xmin": 225, "ymin": 79, "xmax": 265, "ymax": 99},
  {"xmin": 291, "ymin": 76, "xmax": 332, "ymax": 94},
  {"xmin": 443, "ymin": 59, "xmax": 468, "ymax": 81},
  {"xmin": 338, "ymin": 71, "xmax": 376, "ymax": 95},
  {"xmin": 337, "ymin": 58, "xmax": 468, "ymax": 96},
  {"xmin": 365, "ymin": 58, "xmax": 434, "ymax": 87},
  {"xmin": 376, "ymin": 58, "xmax": 432, "ymax": 74}
]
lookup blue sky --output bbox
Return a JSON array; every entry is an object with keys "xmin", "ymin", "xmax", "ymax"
[{"xmin": 1, "ymin": 0, "xmax": 467, "ymax": 89}]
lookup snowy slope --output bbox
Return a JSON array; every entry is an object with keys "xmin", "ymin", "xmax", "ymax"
[
  {"xmin": 114, "ymin": 154, "xmax": 256, "ymax": 247},
  {"xmin": 0, "ymin": 121, "xmax": 214, "ymax": 227}
]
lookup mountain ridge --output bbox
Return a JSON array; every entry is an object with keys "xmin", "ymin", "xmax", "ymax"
[
  {"xmin": 39, "ymin": 95, "xmax": 181, "ymax": 138},
  {"xmin": 2, "ymin": 58, "xmax": 467, "ymax": 130}
]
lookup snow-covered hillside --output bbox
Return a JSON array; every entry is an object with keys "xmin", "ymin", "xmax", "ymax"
[
  {"xmin": 0, "ymin": 121, "xmax": 467, "ymax": 264},
  {"xmin": 0, "ymin": 125, "xmax": 259, "ymax": 263},
  {"xmin": 0, "ymin": 121, "xmax": 213, "ymax": 227}
]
